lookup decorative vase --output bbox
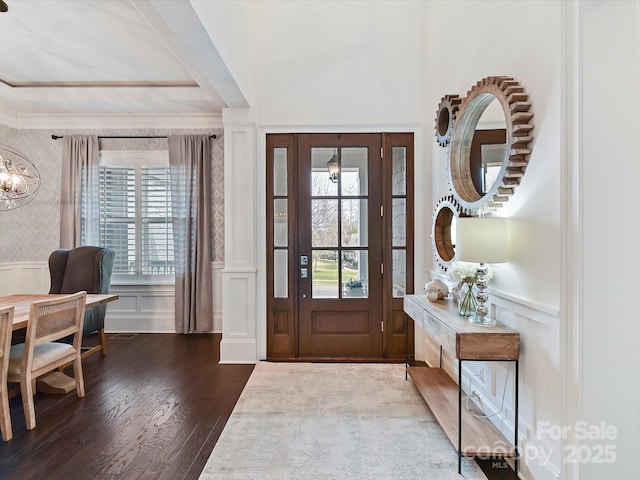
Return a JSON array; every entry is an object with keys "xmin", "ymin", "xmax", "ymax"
[{"xmin": 458, "ymin": 281, "xmax": 477, "ymax": 317}]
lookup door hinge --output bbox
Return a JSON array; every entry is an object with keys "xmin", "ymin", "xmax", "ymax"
[
  {"xmin": 380, "ymin": 205, "xmax": 383, "ymax": 217},
  {"xmin": 381, "ymin": 263, "xmax": 384, "ymax": 274},
  {"xmin": 381, "ymin": 320, "xmax": 384, "ymax": 332},
  {"xmin": 380, "ymin": 147, "xmax": 384, "ymax": 159}
]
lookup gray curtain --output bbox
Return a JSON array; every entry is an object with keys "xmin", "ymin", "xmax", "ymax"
[
  {"xmin": 59, "ymin": 135, "xmax": 99, "ymax": 248},
  {"xmin": 168, "ymin": 135, "xmax": 213, "ymax": 333}
]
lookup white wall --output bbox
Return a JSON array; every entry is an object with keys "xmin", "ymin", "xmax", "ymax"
[{"xmin": 250, "ymin": 0, "xmax": 426, "ymax": 127}]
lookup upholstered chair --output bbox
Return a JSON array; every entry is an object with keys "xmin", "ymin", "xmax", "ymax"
[{"xmin": 48, "ymin": 246, "xmax": 115, "ymax": 359}]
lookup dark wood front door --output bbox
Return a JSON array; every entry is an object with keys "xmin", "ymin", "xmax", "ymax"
[
  {"xmin": 297, "ymin": 134, "xmax": 383, "ymax": 358},
  {"xmin": 266, "ymin": 133, "xmax": 414, "ymax": 360}
]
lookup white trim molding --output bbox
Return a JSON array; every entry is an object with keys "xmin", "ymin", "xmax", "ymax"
[
  {"xmin": 10, "ymin": 112, "xmax": 223, "ymax": 131},
  {"xmin": 220, "ymin": 108, "xmax": 258, "ymax": 363},
  {"xmin": 560, "ymin": 2, "xmax": 582, "ymax": 480}
]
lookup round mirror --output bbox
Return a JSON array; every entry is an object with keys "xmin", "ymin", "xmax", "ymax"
[
  {"xmin": 448, "ymin": 76, "xmax": 534, "ymax": 214},
  {"xmin": 431, "ymin": 195, "xmax": 465, "ymax": 270}
]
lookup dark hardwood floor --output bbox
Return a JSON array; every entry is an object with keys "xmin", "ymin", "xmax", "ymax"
[
  {"xmin": 0, "ymin": 333, "xmax": 254, "ymax": 480},
  {"xmin": 0, "ymin": 333, "xmax": 516, "ymax": 480}
]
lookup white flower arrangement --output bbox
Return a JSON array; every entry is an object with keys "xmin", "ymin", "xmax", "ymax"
[{"xmin": 447, "ymin": 261, "xmax": 494, "ymax": 284}]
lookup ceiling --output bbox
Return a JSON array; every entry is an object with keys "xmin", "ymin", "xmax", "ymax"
[{"xmin": 0, "ymin": 0, "xmax": 247, "ymax": 128}]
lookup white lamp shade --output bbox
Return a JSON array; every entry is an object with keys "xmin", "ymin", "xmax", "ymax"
[{"xmin": 455, "ymin": 217, "xmax": 508, "ymax": 264}]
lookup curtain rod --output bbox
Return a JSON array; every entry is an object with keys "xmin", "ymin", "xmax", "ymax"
[{"xmin": 51, "ymin": 134, "xmax": 217, "ymax": 140}]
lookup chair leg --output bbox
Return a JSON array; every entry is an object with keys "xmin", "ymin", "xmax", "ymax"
[
  {"xmin": 0, "ymin": 384, "xmax": 12, "ymax": 441},
  {"xmin": 99, "ymin": 328, "xmax": 107, "ymax": 356},
  {"xmin": 20, "ymin": 375, "xmax": 36, "ymax": 430},
  {"xmin": 73, "ymin": 359, "xmax": 85, "ymax": 398}
]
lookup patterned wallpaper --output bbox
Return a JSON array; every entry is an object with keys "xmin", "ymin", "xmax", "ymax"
[{"xmin": 0, "ymin": 127, "xmax": 224, "ymax": 263}]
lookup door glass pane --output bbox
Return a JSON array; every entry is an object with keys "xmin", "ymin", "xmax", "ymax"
[
  {"xmin": 392, "ymin": 249, "xmax": 406, "ymax": 298},
  {"xmin": 312, "ymin": 199, "xmax": 338, "ymax": 247},
  {"xmin": 392, "ymin": 198, "xmax": 406, "ymax": 247},
  {"xmin": 341, "ymin": 147, "xmax": 368, "ymax": 196},
  {"xmin": 312, "ymin": 250, "xmax": 338, "ymax": 298},
  {"xmin": 274, "ymin": 199, "xmax": 287, "ymax": 247},
  {"xmin": 311, "ymin": 147, "xmax": 338, "ymax": 196},
  {"xmin": 273, "ymin": 147, "xmax": 288, "ymax": 196},
  {"xmin": 341, "ymin": 199, "xmax": 368, "ymax": 247},
  {"xmin": 392, "ymin": 147, "xmax": 406, "ymax": 195},
  {"xmin": 274, "ymin": 250, "xmax": 288, "ymax": 298},
  {"xmin": 342, "ymin": 250, "xmax": 368, "ymax": 298}
]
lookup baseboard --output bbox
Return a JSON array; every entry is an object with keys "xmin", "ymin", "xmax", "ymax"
[{"xmin": 219, "ymin": 338, "xmax": 257, "ymax": 364}]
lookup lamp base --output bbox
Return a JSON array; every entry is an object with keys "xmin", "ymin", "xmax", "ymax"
[{"xmin": 468, "ymin": 316, "xmax": 496, "ymax": 327}]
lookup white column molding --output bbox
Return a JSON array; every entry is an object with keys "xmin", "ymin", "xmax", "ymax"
[
  {"xmin": 220, "ymin": 108, "xmax": 258, "ymax": 363},
  {"xmin": 560, "ymin": 2, "xmax": 582, "ymax": 479}
]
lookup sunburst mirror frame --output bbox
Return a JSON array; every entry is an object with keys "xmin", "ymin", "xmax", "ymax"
[
  {"xmin": 431, "ymin": 195, "xmax": 466, "ymax": 271},
  {"xmin": 434, "ymin": 94, "xmax": 462, "ymax": 147},
  {"xmin": 447, "ymin": 76, "xmax": 534, "ymax": 214}
]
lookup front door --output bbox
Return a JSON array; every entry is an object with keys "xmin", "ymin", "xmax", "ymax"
[
  {"xmin": 297, "ymin": 134, "xmax": 383, "ymax": 358},
  {"xmin": 266, "ymin": 133, "xmax": 414, "ymax": 360}
]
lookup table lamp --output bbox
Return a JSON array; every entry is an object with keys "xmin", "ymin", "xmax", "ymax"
[{"xmin": 455, "ymin": 217, "xmax": 508, "ymax": 326}]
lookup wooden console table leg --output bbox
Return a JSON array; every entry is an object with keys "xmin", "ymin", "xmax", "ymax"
[
  {"xmin": 405, "ymin": 315, "xmax": 409, "ymax": 380},
  {"xmin": 515, "ymin": 359, "xmax": 519, "ymax": 476}
]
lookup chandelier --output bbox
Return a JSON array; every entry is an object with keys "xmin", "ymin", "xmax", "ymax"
[{"xmin": 0, "ymin": 144, "xmax": 41, "ymax": 210}]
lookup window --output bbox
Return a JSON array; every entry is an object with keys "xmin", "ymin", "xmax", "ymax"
[{"xmin": 98, "ymin": 151, "xmax": 174, "ymax": 282}]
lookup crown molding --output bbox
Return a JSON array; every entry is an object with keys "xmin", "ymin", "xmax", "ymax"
[
  {"xmin": 0, "ymin": 107, "xmax": 17, "ymax": 129},
  {"xmin": 8, "ymin": 112, "xmax": 223, "ymax": 130}
]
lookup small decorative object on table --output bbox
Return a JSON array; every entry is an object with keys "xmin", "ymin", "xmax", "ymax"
[
  {"xmin": 447, "ymin": 261, "xmax": 493, "ymax": 318},
  {"xmin": 457, "ymin": 279, "xmax": 477, "ymax": 317},
  {"xmin": 424, "ymin": 279, "xmax": 449, "ymax": 302}
]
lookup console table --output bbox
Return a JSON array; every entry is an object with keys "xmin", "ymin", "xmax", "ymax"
[{"xmin": 403, "ymin": 294, "xmax": 520, "ymax": 474}]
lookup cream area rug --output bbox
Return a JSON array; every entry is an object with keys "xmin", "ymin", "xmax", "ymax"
[{"xmin": 199, "ymin": 362, "xmax": 487, "ymax": 480}]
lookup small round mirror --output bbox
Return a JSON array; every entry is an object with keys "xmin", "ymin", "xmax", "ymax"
[{"xmin": 431, "ymin": 195, "xmax": 465, "ymax": 270}]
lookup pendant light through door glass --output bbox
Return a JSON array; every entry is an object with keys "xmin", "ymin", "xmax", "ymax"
[{"xmin": 327, "ymin": 149, "xmax": 339, "ymax": 183}]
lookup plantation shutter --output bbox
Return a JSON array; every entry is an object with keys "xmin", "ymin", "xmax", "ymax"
[
  {"xmin": 141, "ymin": 167, "xmax": 174, "ymax": 275},
  {"xmin": 99, "ymin": 166, "xmax": 135, "ymax": 275}
]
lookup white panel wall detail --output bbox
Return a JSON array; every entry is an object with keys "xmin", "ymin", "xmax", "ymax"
[
  {"xmin": 220, "ymin": 108, "xmax": 258, "ymax": 363},
  {"xmin": 212, "ymin": 261, "xmax": 224, "ymax": 332},
  {"xmin": 0, "ymin": 261, "xmax": 225, "ymax": 334},
  {"xmin": 106, "ymin": 284, "xmax": 175, "ymax": 333},
  {"xmin": 0, "ymin": 262, "xmax": 50, "ymax": 295},
  {"xmin": 220, "ymin": 269, "xmax": 256, "ymax": 364}
]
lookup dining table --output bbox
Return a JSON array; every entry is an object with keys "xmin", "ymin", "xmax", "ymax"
[
  {"xmin": 0, "ymin": 293, "xmax": 119, "ymax": 331},
  {"xmin": 0, "ymin": 293, "xmax": 119, "ymax": 395}
]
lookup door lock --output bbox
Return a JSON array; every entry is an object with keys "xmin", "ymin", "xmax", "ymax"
[{"xmin": 300, "ymin": 268, "xmax": 308, "ymax": 278}]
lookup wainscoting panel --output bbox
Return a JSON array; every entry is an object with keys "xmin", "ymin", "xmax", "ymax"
[
  {"xmin": 0, "ymin": 261, "xmax": 225, "ymax": 334},
  {"xmin": 0, "ymin": 262, "xmax": 50, "ymax": 296}
]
